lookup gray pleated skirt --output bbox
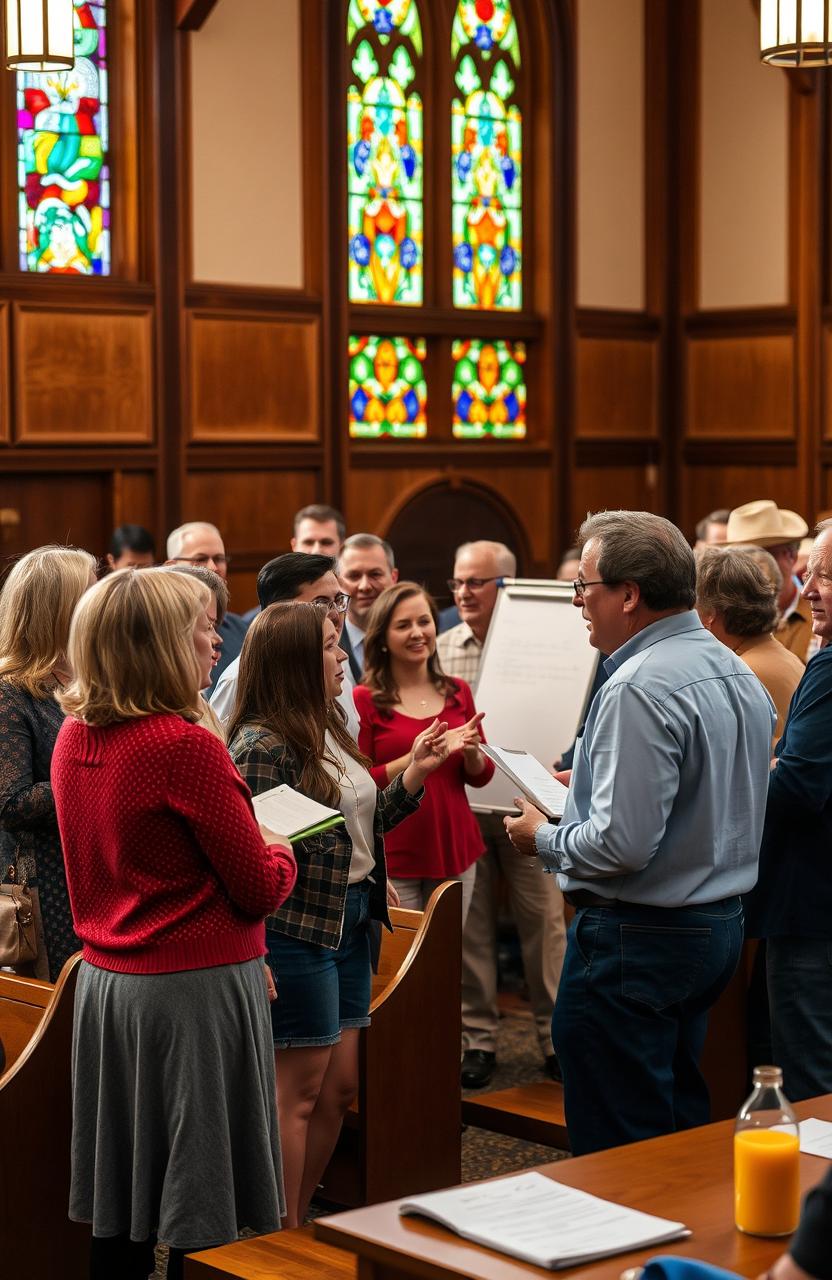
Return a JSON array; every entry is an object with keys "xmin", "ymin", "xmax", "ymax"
[{"xmin": 70, "ymin": 958, "xmax": 285, "ymax": 1250}]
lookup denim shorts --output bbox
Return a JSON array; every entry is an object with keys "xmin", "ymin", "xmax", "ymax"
[{"xmin": 266, "ymin": 882, "xmax": 373, "ymax": 1049}]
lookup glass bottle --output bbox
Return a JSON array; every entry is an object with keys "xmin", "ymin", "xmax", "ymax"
[{"xmin": 734, "ymin": 1065, "xmax": 800, "ymax": 1237}]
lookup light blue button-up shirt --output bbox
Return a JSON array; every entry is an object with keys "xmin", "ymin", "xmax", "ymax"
[{"xmin": 535, "ymin": 612, "xmax": 775, "ymax": 906}]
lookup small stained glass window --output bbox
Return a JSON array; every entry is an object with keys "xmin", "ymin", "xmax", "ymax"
[
  {"xmin": 452, "ymin": 338, "xmax": 526, "ymax": 439},
  {"xmin": 347, "ymin": 3, "xmax": 424, "ymax": 305},
  {"xmin": 451, "ymin": 0, "xmax": 522, "ymax": 310},
  {"xmin": 17, "ymin": 1, "xmax": 110, "ymax": 276},
  {"xmin": 350, "ymin": 335, "xmax": 427, "ymax": 438}
]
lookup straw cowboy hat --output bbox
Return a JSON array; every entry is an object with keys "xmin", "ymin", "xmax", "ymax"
[{"xmin": 724, "ymin": 500, "xmax": 808, "ymax": 548}]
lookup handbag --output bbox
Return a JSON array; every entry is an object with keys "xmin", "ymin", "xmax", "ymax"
[{"xmin": 0, "ymin": 864, "xmax": 38, "ymax": 967}]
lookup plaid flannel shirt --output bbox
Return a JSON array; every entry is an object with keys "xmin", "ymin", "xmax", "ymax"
[{"xmin": 229, "ymin": 725, "xmax": 422, "ymax": 950}]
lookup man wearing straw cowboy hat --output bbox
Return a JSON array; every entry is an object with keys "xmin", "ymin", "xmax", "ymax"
[{"xmin": 724, "ymin": 500, "xmax": 812, "ymax": 663}]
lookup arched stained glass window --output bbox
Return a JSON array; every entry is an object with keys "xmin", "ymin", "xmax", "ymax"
[
  {"xmin": 17, "ymin": 0, "xmax": 110, "ymax": 276},
  {"xmin": 347, "ymin": 1, "xmax": 424, "ymax": 304},
  {"xmin": 451, "ymin": 1, "xmax": 522, "ymax": 310}
]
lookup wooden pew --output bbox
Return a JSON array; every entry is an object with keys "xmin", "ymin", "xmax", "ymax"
[
  {"xmin": 0, "ymin": 954, "xmax": 90, "ymax": 1280},
  {"xmin": 319, "ymin": 878, "xmax": 462, "ymax": 1207}
]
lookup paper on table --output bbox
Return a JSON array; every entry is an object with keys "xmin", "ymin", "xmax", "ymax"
[
  {"xmin": 252, "ymin": 784, "xmax": 345, "ymax": 843},
  {"xmin": 481, "ymin": 745, "xmax": 570, "ymax": 818},
  {"xmin": 399, "ymin": 1171, "xmax": 689, "ymax": 1270},
  {"xmin": 799, "ymin": 1118, "xmax": 832, "ymax": 1158}
]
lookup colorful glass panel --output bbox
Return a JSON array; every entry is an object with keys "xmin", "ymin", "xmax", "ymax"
[
  {"xmin": 347, "ymin": 12, "xmax": 423, "ymax": 304},
  {"xmin": 452, "ymin": 339, "xmax": 526, "ymax": 439},
  {"xmin": 348, "ymin": 0, "xmax": 422, "ymax": 50},
  {"xmin": 17, "ymin": 1, "xmax": 110, "ymax": 275},
  {"xmin": 452, "ymin": 0, "xmax": 520, "ymax": 60},
  {"xmin": 349, "ymin": 335, "xmax": 427, "ymax": 438},
  {"xmin": 452, "ymin": 2, "xmax": 522, "ymax": 310}
]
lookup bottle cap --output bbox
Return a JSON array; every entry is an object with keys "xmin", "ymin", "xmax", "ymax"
[{"xmin": 752, "ymin": 1064, "xmax": 784, "ymax": 1086}]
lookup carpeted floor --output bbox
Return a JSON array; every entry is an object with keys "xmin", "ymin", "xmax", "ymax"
[{"xmin": 461, "ymin": 994, "xmax": 569, "ymax": 1181}]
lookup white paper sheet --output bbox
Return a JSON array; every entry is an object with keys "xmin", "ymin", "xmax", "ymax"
[
  {"xmin": 252, "ymin": 784, "xmax": 342, "ymax": 840},
  {"xmin": 482, "ymin": 745, "xmax": 570, "ymax": 818},
  {"xmin": 799, "ymin": 1118, "xmax": 832, "ymax": 1158},
  {"xmin": 399, "ymin": 1171, "xmax": 689, "ymax": 1270}
]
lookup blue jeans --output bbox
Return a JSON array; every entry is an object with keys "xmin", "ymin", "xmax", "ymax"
[
  {"xmin": 552, "ymin": 897, "xmax": 744, "ymax": 1155},
  {"xmin": 767, "ymin": 936, "xmax": 832, "ymax": 1102},
  {"xmin": 266, "ymin": 883, "xmax": 373, "ymax": 1049}
]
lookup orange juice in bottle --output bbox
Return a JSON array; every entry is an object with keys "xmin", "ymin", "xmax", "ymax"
[{"xmin": 734, "ymin": 1065, "xmax": 800, "ymax": 1237}]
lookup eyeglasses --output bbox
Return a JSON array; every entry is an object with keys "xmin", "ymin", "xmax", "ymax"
[
  {"xmin": 173, "ymin": 553, "xmax": 232, "ymax": 569},
  {"xmin": 447, "ymin": 576, "xmax": 500, "ymax": 594},
  {"xmin": 310, "ymin": 593, "xmax": 350, "ymax": 614},
  {"xmin": 572, "ymin": 578, "xmax": 616, "ymax": 598}
]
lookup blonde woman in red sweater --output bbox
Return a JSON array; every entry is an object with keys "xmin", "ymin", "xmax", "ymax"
[{"xmin": 52, "ymin": 569, "xmax": 297, "ymax": 1280}]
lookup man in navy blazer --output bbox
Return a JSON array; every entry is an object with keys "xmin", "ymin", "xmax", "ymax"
[
  {"xmin": 745, "ymin": 517, "xmax": 832, "ymax": 1102},
  {"xmin": 338, "ymin": 534, "xmax": 398, "ymax": 681}
]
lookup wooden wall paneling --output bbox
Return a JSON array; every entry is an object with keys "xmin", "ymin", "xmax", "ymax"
[
  {"xmin": 13, "ymin": 305, "xmax": 154, "ymax": 444},
  {"xmin": 189, "ymin": 311, "xmax": 320, "ymax": 442},
  {"xmin": 344, "ymin": 464, "xmax": 550, "ymax": 570},
  {"xmin": 152, "ymin": 0, "xmax": 187, "ymax": 553},
  {"xmin": 184, "ymin": 466, "xmax": 322, "ymax": 610},
  {"xmin": 0, "ymin": 474, "xmax": 113, "ymax": 556},
  {"xmin": 575, "ymin": 335, "xmax": 658, "ymax": 438},
  {"xmin": 111, "ymin": 471, "xmax": 158, "ymax": 543},
  {"xmin": 680, "ymin": 463, "xmax": 803, "ymax": 541},
  {"xmin": 823, "ymin": 325, "xmax": 832, "ymax": 439},
  {"xmin": 685, "ymin": 332, "xmax": 795, "ymax": 438},
  {"xmin": 111, "ymin": 0, "xmax": 141, "ymax": 280},
  {"xmin": 790, "ymin": 81, "xmax": 824, "ymax": 524},
  {"xmin": 0, "ymin": 304, "xmax": 9, "ymax": 444},
  {"xmin": 569, "ymin": 463, "xmax": 661, "ymax": 536}
]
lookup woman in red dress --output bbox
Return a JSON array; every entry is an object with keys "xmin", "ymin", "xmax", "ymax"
[{"xmin": 354, "ymin": 581, "xmax": 494, "ymax": 925}]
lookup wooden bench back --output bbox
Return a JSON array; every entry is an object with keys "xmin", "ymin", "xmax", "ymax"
[
  {"xmin": 0, "ymin": 968, "xmax": 52, "ymax": 1074},
  {"xmin": 0, "ymin": 954, "xmax": 90, "ymax": 1279},
  {"xmin": 370, "ymin": 904, "xmax": 424, "ymax": 1005}
]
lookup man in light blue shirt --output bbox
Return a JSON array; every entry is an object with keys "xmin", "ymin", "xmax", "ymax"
[{"xmin": 506, "ymin": 511, "xmax": 774, "ymax": 1155}]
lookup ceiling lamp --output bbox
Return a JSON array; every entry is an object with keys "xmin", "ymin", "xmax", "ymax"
[{"xmin": 5, "ymin": 0, "xmax": 75, "ymax": 72}]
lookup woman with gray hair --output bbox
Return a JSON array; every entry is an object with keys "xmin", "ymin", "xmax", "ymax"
[{"xmin": 696, "ymin": 545, "xmax": 803, "ymax": 747}]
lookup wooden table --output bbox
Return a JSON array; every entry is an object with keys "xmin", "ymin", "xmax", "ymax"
[{"xmin": 315, "ymin": 1096, "xmax": 832, "ymax": 1280}]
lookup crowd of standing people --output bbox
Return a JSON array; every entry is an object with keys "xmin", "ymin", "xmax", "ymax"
[{"xmin": 1, "ymin": 497, "xmax": 830, "ymax": 1280}]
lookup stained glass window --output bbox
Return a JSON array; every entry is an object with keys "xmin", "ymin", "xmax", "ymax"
[
  {"xmin": 347, "ymin": 2, "xmax": 424, "ymax": 305},
  {"xmin": 452, "ymin": 339, "xmax": 526, "ymax": 438},
  {"xmin": 451, "ymin": 1, "xmax": 522, "ymax": 310},
  {"xmin": 349, "ymin": 335, "xmax": 427, "ymax": 438},
  {"xmin": 17, "ymin": 1, "xmax": 109, "ymax": 276}
]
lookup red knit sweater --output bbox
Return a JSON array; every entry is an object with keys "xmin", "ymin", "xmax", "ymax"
[{"xmin": 52, "ymin": 713, "xmax": 297, "ymax": 974}]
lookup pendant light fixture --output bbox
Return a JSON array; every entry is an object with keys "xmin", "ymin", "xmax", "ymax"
[{"xmin": 6, "ymin": 0, "xmax": 75, "ymax": 73}]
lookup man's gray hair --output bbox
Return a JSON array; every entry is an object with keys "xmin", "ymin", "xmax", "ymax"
[
  {"xmin": 695, "ymin": 546, "xmax": 778, "ymax": 637},
  {"xmin": 578, "ymin": 511, "xmax": 695, "ymax": 611},
  {"xmin": 341, "ymin": 532, "xmax": 395, "ymax": 569},
  {"xmin": 454, "ymin": 540, "xmax": 517, "ymax": 577},
  {"xmin": 166, "ymin": 521, "xmax": 222, "ymax": 560}
]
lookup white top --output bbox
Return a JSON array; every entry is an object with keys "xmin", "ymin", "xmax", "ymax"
[
  {"xmin": 209, "ymin": 654, "xmax": 361, "ymax": 740},
  {"xmin": 322, "ymin": 731, "xmax": 376, "ymax": 884}
]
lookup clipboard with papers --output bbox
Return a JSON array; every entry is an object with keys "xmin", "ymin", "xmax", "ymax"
[{"xmin": 481, "ymin": 745, "xmax": 570, "ymax": 819}]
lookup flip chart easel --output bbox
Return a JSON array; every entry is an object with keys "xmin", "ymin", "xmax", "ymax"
[{"xmin": 467, "ymin": 579, "xmax": 599, "ymax": 815}]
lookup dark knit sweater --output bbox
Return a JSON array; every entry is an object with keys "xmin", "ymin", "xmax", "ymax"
[{"xmin": 52, "ymin": 713, "xmax": 296, "ymax": 974}]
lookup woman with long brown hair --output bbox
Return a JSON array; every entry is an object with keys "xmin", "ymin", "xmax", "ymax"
[
  {"xmin": 355, "ymin": 581, "xmax": 494, "ymax": 924},
  {"xmin": 227, "ymin": 601, "xmax": 448, "ymax": 1228}
]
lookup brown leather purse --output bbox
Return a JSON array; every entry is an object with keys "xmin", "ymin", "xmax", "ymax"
[{"xmin": 0, "ymin": 864, "xmax": 38, "ymax": 967}]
